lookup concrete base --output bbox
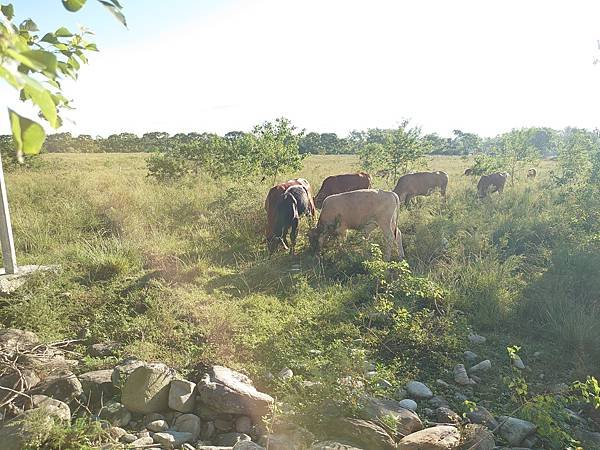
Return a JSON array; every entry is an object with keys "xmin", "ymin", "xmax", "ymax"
[{"xmin": 0, "ymin": 265, "xmax": 59, "ymax": 294}]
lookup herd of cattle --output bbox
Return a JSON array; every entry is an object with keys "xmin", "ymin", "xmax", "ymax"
[{"xmin": 265, "ymin": 168, "xmax": 537, "ymax": 260}]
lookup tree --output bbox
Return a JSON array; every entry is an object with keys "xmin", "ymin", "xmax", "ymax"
[
  {"xmin": 492, "ymin": 128, "xmax": 541, "ymax": 185},
  {"xmin": 0, "ymin": 1, "xmax": 125, "ymax": 158},
  {"xmin": 359, "ymin": 120, "xmax": 428, "ymax": 182},
  {"xmin": 250, "ymin": 117, "xmax": 305, "ymax": 184},
  {"xmin": 555, "ymin": 128, "xmax": 598, "ymax": 185}
]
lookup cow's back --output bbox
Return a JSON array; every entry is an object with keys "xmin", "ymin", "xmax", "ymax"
[
  {"xmin": 394, "ymin": 171, "xmax": 445, "ymax": 196},
  {"xmin": 320, "ymin": 189, "xmax": 397, "ymax": 229},
  {"xmin": 315, "ymin": 172, "xmax": 372, "ymax": 207}
]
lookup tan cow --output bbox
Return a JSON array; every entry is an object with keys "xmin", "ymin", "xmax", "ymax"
[
  {"xmin": 314, "ymin": 172, "xmax": 372, "ymax": 208},
  {"xmin": 477, "ymin": 172, "xmax": 509, "ymax": 198},
  {"xmin": 527, "ymin": 168, "xmax": 537, "ymax": 179},
  {"xmin": 393, "ymin": 171, "xmax": 449, "ymax": 205},
  {"xmin": 308, "ymin": 189, "xmax": 404, "ymax": 261}
]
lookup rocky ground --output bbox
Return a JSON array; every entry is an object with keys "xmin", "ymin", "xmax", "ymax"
[{"xmin": 1, "ymin": 328, "xmax": 599, "ymax": 449}]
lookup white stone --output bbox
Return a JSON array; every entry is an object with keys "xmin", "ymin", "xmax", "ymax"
[
  {"xmin": 469, "ymin": 360, "xmax": 492, "ymax": 373},
  {"xmin": 152, "ymin": 431, "xmax": 194, "ymax": 447},
  {"xmin": 468, "ymin": 333, "xmax": 486, "ymax": 345},
  {"xmin": 453, "ymin": 364, "xmax": 476, "ymax": 385},
  {"xmin": 168, "ymin": 379, "xmax": 196, "ymax": 412},
  {"xmin": 174, "ymin": 413, "xmax": 202, "ymax": 441},
  {"xmin": 278, "ymin": 367, "xmax": 293, "ymax": 379},
  {"xmin": 512, "ymin": 355, "xmax": 525, "ymax": 369},
  {"xmin": 146, "ymin": 419, "xmax": 168, "ymax": 432},
  {"xmin": 398, "ymin": 399, "xmax": 417, "ymax": 411},
  {"xmin": 406, "ymin": 381, "xmax": 433, "ymax": 399}
]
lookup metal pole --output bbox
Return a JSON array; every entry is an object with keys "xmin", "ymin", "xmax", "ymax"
[{"xmin": 0, "ymin": 153, "xmax": 17, "ymax": 274}]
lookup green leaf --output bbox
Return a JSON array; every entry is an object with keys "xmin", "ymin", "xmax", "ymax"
[
  {"xmin": 8, "ymin": 108, "xmax": 46, "ymax": 155},
  {"xmin": 20, "ymin": 50, "xmax": 58, "ymax": 75},
  {"xmin": 62, "ymin": 0, "xmax": 87, "ymax": 12},
  {"xmin": 55, "ymin": 26, "xmax": 73, "ymax": 37},
  {"xmin": 41, "ymin": 33, "xmax": 60, "ymax": 44},
  {"xmin": 1, "ymin": 3, "xmax": 14, "ymax": 20},
  {"xmin": 68, "ymin": 56, "xmax": 80, "ymax": 71},
  {"xmin": 98, "ymin": 0, "xmax": 127, "ymax": 27},
  {"xmin": 22, "ymin": 77, "xmax": 58, "ymax": 128},
  {"xmin": 0, "ymin": 66, "xmax": 19, "ymax": 89},
  {"xmin": 19, "ymin": 19, "xmax": 38, "ymax": 32},
  {"xmin": 85, "ymin": 43, "xmax": 98, "ymax": 51}
]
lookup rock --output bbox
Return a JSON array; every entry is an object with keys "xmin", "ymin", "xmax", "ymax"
[
  {"xmin": 258, "ymin": 422, "xmax": 315, "ymax": 450},
  {"xmin": 0, "ymin": 409, "xmax": 54, "ymax": 450},
  {"xmin": 144, "ymin": 412, "xmax": 167, "ymax": 425},
  {"xmin": 331, "ymin": 418, "xmax": 396, "ymax": 450},
  {"xmin": 436, "ymin": 379, "xmax": 451, "ymax": 388},
  {"xmin": 138, "ymin": 430, "xmax": 151, "ymax": 438},
  {"xmin": 31, "ymin": 394, "xmax": 71, "ymax": 422},
  {"xmin": 470, "ymin": 374, "xmax": 482, "ymax": 384},
  {"xmin": 108, "ymin": 426, "xmax": 127, "ymax": 440},
  {"xmin": 398, "ymin": 425, "xmax": 460, "ymax": 449},
  {"xmin": 406, "ymin": 380, "xmax": 434, "ymax": 399},
  {"xmin": 197, "ymin": 365, "xmax": 274, "ymax": 418},
  {"xmin": 216, "ymin": 432, "xmax": 251, "ymax": 446},
  {"xmin": 0, "ymin": 328, "xmax": 39, "ymax": 352},
  {"xmin": 429, "ymin": 396, "xmax": 450, "ymax": 409},
  {"xmin": 521, "ymin": 435, "xmax": 539, "ymax": 448},
  {"xmin": 466, "ymin": 407, "xmax": 498, "ymax": 429},
  {"xmin": 311, "ymin": 442, "xmax": 363, "ymax": 450},
  {"xmin": 79, "ymin": 369, "xmax": 116, "ymax": 403},
  {"xmin": 463, "ymin": 351, "xmax": 478, "ymax": 362},
  {"xmin": 0, "ymin": 368, "xmax": 40, "ymax": 392},
  {"xmin": 215, "ymin": 417, "xmax": 234, "ymax": 431},
  {"xmin": 146, "ymin": 419, "xmax": 169, "ymax": 432},
  {"xmin": 235, "ymin": 415, "xmax": 252, "ymax": 434},
  {"xmin": 111, "ymin": 357, "xmax": 145, "ymax": 387},
  {"xmin": 435, "ymin": 407, "xmax": 460, "ymax": 424},
  {"xmin": 454, "ymin": 392, "xmax": 468, "ymax": 402},
  {"xmin": 512, "ymin": 355, "xmax": 525, "ymax": 370},
  {"xmin": 362, "ymin": 396, "xmax": 423, "ymax": 436},
  {"xmin": 121, "ymin": 363, "xmax": 175, "ymax": 413},
  {"xmin": 564, "ymin": 408, "xmax": 586, "ymax": 425},
  {"xmin": 278, "ymin": 367, "xmax": 293, "ymax": 379},
  {"xmin": 153, "ymin": 430, "xmax": 194, "ymax": 447},
  {"xmin": 399, "ymin": 399, "xmax": 418, "ymax": 411},
  {"xmin": 469, "ymin": 360, "xmax": 491, "ymax": 373},
  {"xmin": 121, "ymin": 433, "xmax": 138, "ymax": 443},
  {"xmin": 88, "ymin": 341, "xmax": 121, "ymax": 357},
  {"xmin": 169, "ymin": 379, "xmax": 196, "ymax": 412},
  {"xmin": 497, "ymin": 416, "xmax": 536, "ymax": 446},
  {"xmin": 453, "ymin": 365, "xmax": 476, "ymax": 385},
  {"xmin": 98, "ymin": 401, "xmax": 132, "ymax": 427},
  {"xmin": 460, "ymin": 424, "xmax": 494, "ymax": 450},
  {"xmin": 468, "ymin": 334, "xmax": 486, "ymax": 345},
  {"xmin": 201, "ymin": 420, "xmax": 216, "ymax": 440},
  {"xmin": 129, "ymin": 436, "xmax": 154, "ymax": 448},
  {"xmin": 28, "ymin": 370, "xmax": 83, "ymax": 403},
  {"xmin": 174, "ymin": 413, "xmax": 202, "ymax": 441},
  {"xmin": 233, "ymin": 443, "xmax": 267, "ymax": 450},
  {"xmin": 574, "ymin": 429, "xmax": 600, "ymax": 448}
]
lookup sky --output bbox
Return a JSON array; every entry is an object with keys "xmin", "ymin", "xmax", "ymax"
[{"xmin": 2, "ymin": 0, "xmax": 600, "ymax": 138}]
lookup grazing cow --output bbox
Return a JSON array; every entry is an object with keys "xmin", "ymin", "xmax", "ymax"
[
  {"xmin": 265, "ymin": 179, "xmax": 316, "ymax": 254},
  {"xmin": 314, "ymin": 172, "xmax": 372, "ymax": 208},
  {"xmin": 393, "ymin": 171, "xmax": 449, "ymax": 206},
  {"xmin": 309, "ymin": 189, "xmax": 404, "ymax": 261},
  {"xmin": 527, "ymin": 168, "xmax": 537, "ymax": 179},
  {"xmin": 477, "ymin": 172, "xmax": 509, "ymax": 198},
  {"xmin": 463, "ymin": 168, "xmax": 474, "ymax": 176}
]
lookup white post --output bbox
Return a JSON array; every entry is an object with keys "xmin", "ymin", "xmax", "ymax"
[{"xmin": 0, "ymin": 153, "xmax": 17, "ymax": 274}]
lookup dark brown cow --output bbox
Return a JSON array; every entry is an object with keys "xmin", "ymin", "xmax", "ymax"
[
  {"xmin": 314, "ymin": 172, "xmax": 372, "ymax": 208},
  {"xmin": 464, "ymin": 168, "xmax": 474, "ymax": 176},
  {"xmin": 477, "ymin": 172, "xmax": 509, "ymax": 198},
  {"xmin": 265, "ymin": 178, "xmax": 316, "ymax": 254}
]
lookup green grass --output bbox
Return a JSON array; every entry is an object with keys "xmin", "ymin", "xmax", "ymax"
[{"xmin": 1, "ymin": 152, "xmax": 598, "ymax": 446}]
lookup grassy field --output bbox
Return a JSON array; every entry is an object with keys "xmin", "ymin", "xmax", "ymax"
[{"xmin": 2, "ymin": 152, "xmax": 599, "ymax": 446}]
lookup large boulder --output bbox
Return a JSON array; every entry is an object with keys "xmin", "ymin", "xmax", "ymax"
[
  {"xmin": 111, "ymin": 357, "xmax": 145, "ymax": 387},
  {"xmin": 79, "ymin": 369, "xmax": 116, "ymax": 403},
  {"xmin": 398, "ymin": 425, "xmax": 460, "ymax": 450},
  {"xmin": 466, "ymin": 406, "xmax": 498, "ymax": 429},
  {"xmin": 31, "ymin": 394, "xmax": 71, "ymax": 422},
  {"xmin": 98, "ymin": 401, "xmax": 132, "ymax": 427},
  {"xmin": 121, "ymin": 363, "xmax": 175, "ymax": 413},
  {"xmin": 258, "ymin": 423, "xmax": 315, "ymax": 450},
  {"xmin": 169, "ymin": 379, "xmax": 196, "ymax": 412},
  {"xmin": 174, "ymin": 413, "xmax": 202, "ymax": 441},
  {"xmin": 330, "ymin": 418, "xmax": 396, "ymax": 450},
  {"xmin": 459, "ymin": 424, "xmax": 494, "ymax": 450},
  {"xmin": 362, "ymin": 396, "xmax": 423, "ymax": 436},
  {"xmin": 197, "ymin": 366, "xmax": 274, "ymax": 418},
  {"xmin": 497, "ymin": 416, "xmax": 536, "ymax": 446},
  {"xmin": 28, "ymin": 370, "xmax": 83, "ymax": 403},
  {"xmin": 216, "ymin": 432, "xmax": 251, "ymax": 446}
]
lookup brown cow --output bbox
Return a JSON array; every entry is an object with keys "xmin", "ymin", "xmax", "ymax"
[
  {"xmin": 393, "ymin": 171, "xmax": 449, "ymax": 205},
  {"xmin": 527, "ymin": 168, "xmax": 537, "ymax": 179},
  {"xmin": 477, "ymin": 172, "xmax": 509, "ymax": 198},
  {"xmin": 265, "ymin": 178, "xmax": 316, "ymax": 254},
  {"xmin": 314, "ymin": 172, "xmax": 372, "ymax": 208},
  {"xmin": 309, "ymin": 189, "xmax": 404, "ymax": 261}
]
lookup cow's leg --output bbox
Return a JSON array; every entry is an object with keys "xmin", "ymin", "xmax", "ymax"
[
  {"xmin": 289, "ymin": 219, "xmax": 299, "ymax": 255},
  {"xmin": 404, "ymin": 194, "xmax": 413, "ymax": 208},
  {"xmin": 395, "ymin": 228, "xmax": 405, "ymax": 260},
  {"xmin": 362, "ymin": 221, "xmax": 378, "ymax": 237},
  {"xmin": 377, "ymin": 220, "xmax": 395, "ymax": 261}
]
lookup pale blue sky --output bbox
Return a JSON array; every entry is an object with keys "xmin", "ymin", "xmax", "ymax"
[{"xmin": 3, "ymin": 0, "xmax": 600, "ymax": 137}]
